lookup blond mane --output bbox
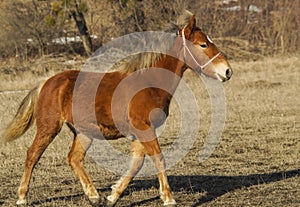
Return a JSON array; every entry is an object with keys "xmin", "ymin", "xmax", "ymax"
[{"xmin": 112, "ymin": 10, "xmax": 194, "ymax": 73}]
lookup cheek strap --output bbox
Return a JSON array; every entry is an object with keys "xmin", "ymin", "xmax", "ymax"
[{"xmin": 181, "ymin": 27, "xmax": 220, "ymax": 71}]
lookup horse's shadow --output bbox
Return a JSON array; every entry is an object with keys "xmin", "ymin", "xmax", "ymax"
[
  {"xmin": 127, "ymin": 169, "xmax": 299, "ymax": 207},
  {"xmin": 13, "ymin": 169, "xmax": 299, "ymax": 207}
]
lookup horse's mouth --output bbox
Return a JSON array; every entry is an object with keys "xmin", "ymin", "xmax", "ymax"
[{"xmin": 216, "ymin": 73, "xmax": 230, "ymax": 82}]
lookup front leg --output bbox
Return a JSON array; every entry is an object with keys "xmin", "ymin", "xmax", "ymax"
[
  {"xmin": 158, "ymin": 171, "xmax": 176, "ymax": 206},
  {"xmin": 141, "ymin": 138, "xmax": 176, "ymax": 206},
  {"xmin": 107, "ymin": 139, "xmax": 145, "ymax": 206}
]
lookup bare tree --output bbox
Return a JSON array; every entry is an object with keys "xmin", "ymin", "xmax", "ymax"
[
  {"xmin": 49, "ymin": 0, "xmax": 93, "ymax": 55},
  {"xmin": 0, "ymin": 0, "xmax": 54, "ymax": 58},
  {"xmin": 1, "ymin": 0, "xmax": 299, "ymax": 59}
]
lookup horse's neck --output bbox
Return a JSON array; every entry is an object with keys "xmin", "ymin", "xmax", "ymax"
[{"xmin": 154, "ymin": 55, "xmax": 186, "ymax": 93}]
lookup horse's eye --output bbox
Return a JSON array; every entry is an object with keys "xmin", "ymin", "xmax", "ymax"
[{"xmin": 200, "ymin": 43, "xmax": 208, "ymax": 48}]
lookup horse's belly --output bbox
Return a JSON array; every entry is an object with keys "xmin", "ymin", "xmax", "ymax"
[{"xmin": 98, "ymin": 124, "xmax": 124, "ymax": 140}]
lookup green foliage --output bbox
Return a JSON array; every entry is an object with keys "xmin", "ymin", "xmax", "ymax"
[
  {"xmin": 44, "ymin": 15, "xmax": 56, "ymax": 27},
  {"xmin": 78, "ymin": 1, "xmax": 88, "ymax": 13},
  {"xmin": 48, "ymin": 0, "xmax": 89, "ymax": 26},
  {"xmin": 51, "ymin": 0, "xmax": 88, "ymax": 14},
  {"xmin": 51, "ymin": 1, "xmax": 61, "ymax": 13}
]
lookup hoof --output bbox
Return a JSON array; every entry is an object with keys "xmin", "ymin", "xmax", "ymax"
[
  {"xmin": 164, "ymin": 204, "xmax": 177, "ymax": 207},
  {"xmin": 88, "ymin": 195, "xmax": 106, "ymax": 206},
  {"xmin": 106, "ymin": 200, "xmax": 116, "ymax": 207},
  {"xmin": 164, "ymin": 199, "xmax": 177, "ymax": 207},
  {"xmin": 106, "ymin": 195, "xmax": 117, "ymax": 207},
  {"xmin": 16, "ymin": 198, "xmax": 27, "ymax": 205}
]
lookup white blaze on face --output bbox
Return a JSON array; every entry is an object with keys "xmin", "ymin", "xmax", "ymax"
[{"xmin": 207, "ymin": 35, "xmax": 213, "ymax": 44}]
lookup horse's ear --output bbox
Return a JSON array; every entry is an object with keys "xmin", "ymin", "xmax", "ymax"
[{"xmin": 184, "ymin": 14, "xmax": 196, "ymax": 37}]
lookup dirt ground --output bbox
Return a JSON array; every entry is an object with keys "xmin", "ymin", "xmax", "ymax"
[{"xmin": 0, "ymin": 55, "xmax": 299, "ymax": 206}]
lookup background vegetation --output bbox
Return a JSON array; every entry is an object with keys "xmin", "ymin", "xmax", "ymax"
[{"xmin": 0, "ymin": 0, "xmax": 299, "ymax": 60}]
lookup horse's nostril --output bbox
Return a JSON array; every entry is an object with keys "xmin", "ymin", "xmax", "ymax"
[{"xmin": 226, "ymin": 68, "xmax": 233, "ymax": 79}]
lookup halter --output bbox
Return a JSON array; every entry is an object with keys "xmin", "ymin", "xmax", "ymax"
[{"xmin": 181, "ymin": 27, "xmax": 220, "ymax": 72}]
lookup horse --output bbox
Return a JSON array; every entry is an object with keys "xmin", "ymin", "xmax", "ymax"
[{"xmin": 2, "ymin": 12, "xmax": 232, "ymax": 206}]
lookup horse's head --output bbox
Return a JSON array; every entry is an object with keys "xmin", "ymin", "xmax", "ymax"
[{"xmin": 179, "ymin": 14, "xmax": 232, "ymax": 82}]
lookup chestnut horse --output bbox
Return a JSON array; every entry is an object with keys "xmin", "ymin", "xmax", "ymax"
[{"xmin": 3, "ymin": 12, "xmax": 232, "ymax": 206}]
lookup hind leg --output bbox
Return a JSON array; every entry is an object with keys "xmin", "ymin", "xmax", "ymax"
[
  {"xmin": 17, "ymin": 131, "xmax": 59, "ymax": 205},
  {"xmin": 67, "ymin": 134, "xmax": 100, "ymax": 204}
]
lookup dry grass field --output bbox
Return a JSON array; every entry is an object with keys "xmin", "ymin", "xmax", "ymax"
[{"xmin": 0, "ymin": 55, "xmax": 299, "ymax": 206}]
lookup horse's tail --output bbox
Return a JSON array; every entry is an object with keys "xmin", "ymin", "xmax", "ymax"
[{"xmin": 2, "ymin": 85, "xmax": 41, "ymax": 143}]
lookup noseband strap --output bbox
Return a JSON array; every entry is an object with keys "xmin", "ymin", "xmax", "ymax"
[{"xmin": 181, "ymin": 28, "xmax": 220, "ymax": 71}]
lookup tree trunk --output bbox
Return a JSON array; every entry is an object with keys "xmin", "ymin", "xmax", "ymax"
[{"xmin": 71, "ymin": 0, "xmax": 93, "ymax": 56}]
